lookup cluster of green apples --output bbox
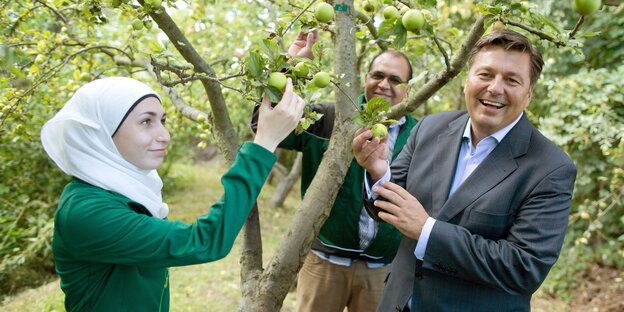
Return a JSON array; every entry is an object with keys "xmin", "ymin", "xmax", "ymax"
[
  {"xmin": 267, "ymin": 69, "xmax": 331, "ymax": 92},
  {"xmin": 379, "ymin": 4, "xmax": 426, "ymax": 32}
]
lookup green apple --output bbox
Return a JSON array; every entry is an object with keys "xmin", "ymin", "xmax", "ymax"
[
  {"xmin": 150, "ymin": 0, "xmax": 162, "ymax": 7},
  {"xmin": 143, "ymin": 20, "xmax": 153, "ymax": 30},
  {"xmin": 132, "ymin": 19, "xmax": 143, "ymax": 31},
  {"xmin": 402, "ymin": 9, "xmax": 425, "ymax": 31},
  {"xmin": 315, "ymin": 2, "xmax": 334, "ymax": 23},
  {"xmin": 383, "ymin": 6, "xmax": 399, "ymax": 21},
  {"xmin": 79, "ymin": 72, "xmax": 91, "ymax": 82},
  {"xmin": 572, "ymin": 0, "xmax": 600, "ymax": 15},
  {"xmin": 268, "ymin": 72, "xmax": 287, "ymax": 91},
  {"xmin": 312, "ymin": 71, "xmax": 331, "ymax": 88},
  {"xmin": 491, "ymin": 21, "xmax": 505, "ymax": 31},
  {"xmin": 293, "ymin": 62, "xmax": 309, "ymax": 78},
  {"xmin": 371, "ymin": 123, "xmax": 388, "ymax": 139},
  {"xmin": 34, "ymin": 54, "xmax": 45, "ymax": 65},
  {"xmin": 363, "ymin": 0, "xmax": 374, "ymax": 12}
]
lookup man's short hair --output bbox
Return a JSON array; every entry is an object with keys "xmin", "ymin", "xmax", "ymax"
[
  {"xmin": 368, "ymin": 50, "xmax": 413, "ymax": 83},
  {"xmin": 468, "ymin": 29, "xmax": 544, "ymax": 87}
]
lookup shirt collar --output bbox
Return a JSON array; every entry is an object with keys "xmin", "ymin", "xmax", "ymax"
[
  {"xmin": 462, "ymin": 112, "xmax": 524, "ymax": 144},
  {"xmin": 389, "ymin": 116, "xmax": 406, "ymax": 129}
]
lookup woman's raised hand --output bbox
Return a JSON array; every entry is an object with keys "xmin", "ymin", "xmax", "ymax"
[{"xmin": 253, "ymin": 78, "xmax": 305, "ymax": 152}]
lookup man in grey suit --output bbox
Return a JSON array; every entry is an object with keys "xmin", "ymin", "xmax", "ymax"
[{"xmin": 352, "ymin": 29, "xmax": 577, "ymax": 311}]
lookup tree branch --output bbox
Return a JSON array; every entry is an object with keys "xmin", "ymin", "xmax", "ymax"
[
  {"xmin": 354, "ymin": 10, "xmax": 388, "ymax": 51},
  {"xmin": 388, "ymin": 13, "xmax": 490, "ymax": 120},
  {"xmin": 505, "ymin": 19, "xmax": 566, "ymax": 47},
  {"xmin": 142, "ymin": 0, "xmax": 239, "ymax": 163},
  {"xmin": 568, "ymin": 15, "xmax": 585, "ymax": 39}
]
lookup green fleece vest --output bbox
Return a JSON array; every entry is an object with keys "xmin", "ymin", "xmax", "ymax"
[{"xmin": 280, "ymin": 95, "xmax": 416, "ymax": 259}]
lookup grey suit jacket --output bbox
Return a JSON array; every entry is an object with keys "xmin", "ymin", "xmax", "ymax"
[{"xmin": 376, "ymin": 111, "xmax": 576, "ymax": 312}]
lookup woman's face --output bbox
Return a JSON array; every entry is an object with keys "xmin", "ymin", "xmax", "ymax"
[{"xmin": 112, "ymin": 97, "xmax": 170, "ymax": 170}]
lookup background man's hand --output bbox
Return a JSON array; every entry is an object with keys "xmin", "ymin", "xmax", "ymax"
[
  {"xmin": 287, "ymin": 29, "xmax": 318, "ymax": 60},
  {"xmin": 352, "ymin": 126, "xmax": 389, "ymax": 183}
]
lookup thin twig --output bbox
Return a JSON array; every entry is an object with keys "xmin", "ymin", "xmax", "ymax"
[
  {"xmin": 332, "ymin": 81, "xmax": 359, "ymax": 111},
  {"xmin": 433, "ymin": 36, "xmax": 450, "ymax": 70},
  {"xmin": 568, "ymin": 15, "xmax": 585, "ymax": 39},
  {"xmin": 283, "ymin": 0, "xmax": 318, "ymax": 36},
  {"xmin": 506, "ymin": 19, "xmax": 565, "ymax": 47}
]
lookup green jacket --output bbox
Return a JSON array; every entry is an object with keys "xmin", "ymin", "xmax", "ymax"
[
  {"xmin": 52, "ymin": 142, "xmax": 276, "ymax": 312},
  {"xmin": 280, "ymin": 95, "xmax": 416, "ymax": 261}
]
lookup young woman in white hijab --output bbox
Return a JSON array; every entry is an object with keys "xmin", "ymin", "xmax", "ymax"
[{"xmin": 40, "ymin": 76, "xmax": 305, "ymax": 312}]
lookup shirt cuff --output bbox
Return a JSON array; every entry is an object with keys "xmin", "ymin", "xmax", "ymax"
[
  {"xmin": 364, "ymin": 161, "xmax": 391, "ymax": 200},
  {"xmin": 413, "ymin": 217, "xmax": 436, "ymax": 260}
]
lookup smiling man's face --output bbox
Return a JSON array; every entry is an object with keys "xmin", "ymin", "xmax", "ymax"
[
  {"xmin": 364, "ymin": 52, "xmax": 410, "ymax": 107},
  {"xmin": 465, "ymin": 45, "xmax": 533, "ymax": 142}
]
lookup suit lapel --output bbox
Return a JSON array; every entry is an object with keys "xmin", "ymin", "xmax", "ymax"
[
  {"xmin": 435, "ymin": 114, "xmax": 532, "ymax": 222},
  {"xmin": 430, "ymin": 115, "xmax": 468, "ymax": 217}
]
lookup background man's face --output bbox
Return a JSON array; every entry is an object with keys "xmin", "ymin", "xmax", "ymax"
[{"xmin": 364, "ymin": 53, "xmax": 410, "ymax": 107}]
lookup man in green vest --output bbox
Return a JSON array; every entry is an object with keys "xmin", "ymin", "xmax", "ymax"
[{"xmin": 253, "ymin": 31, "xmax": 416, "ymax": 312}]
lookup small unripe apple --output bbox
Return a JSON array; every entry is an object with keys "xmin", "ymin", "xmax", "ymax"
[
  {"xmin": 143, "ymin": 20, "xmax": 153, "ymax": 30},
  {"xmin": 150, "ymin": 0, "xmax": 162, "ymax": 7},
  {"xmin": 79, "ymin": 72, "xmax": 91, "ymax": 82},
  {"xmin": 293, "ymin": 62, "xmax": 309, "ymax": 78},
  {"xmin": 315, "ymin": 2, "xmax": 334, "ymax": 23},
  {"xmin": 197, "ymin": 114, "xmax": 206, "ymax": 123},
  {"xmin": 132, "ymin": 19, "xmax": 143, "ymax": 30},
  {"xmin": 371, "ymin": 123, "xmax": 388, "ymax": 139},
  {"xmin": 383, "ymin": 6, "xmax": 399, "ymax": 21},
  {"xmin": 363, "ymin": 0, "xmax": 374, "ymax": 12},
  {"xmin": 402, "ymin": 9, "xmax": 425, "ymax": 31},
  {"xmin": 268, "ymin": 72, "xmax": 287, "ymax": 91},
  {"xmin": 312, "ymin": 72, "xmax": 330, "ymax": 88},
  {"xmin": 571, "ymin": 0, "xmax": 600, "ymax": 15},
  {"xmin": 491, "ymin": 21, "xmax": 505, "ymax": 31},
  {"xmin": 34, "ymin": 54, "xmax": 45, "ymax": 65}
]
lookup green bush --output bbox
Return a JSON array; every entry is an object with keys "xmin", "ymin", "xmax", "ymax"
[{"xmin": 535, "ymin": 65, "xmax": 624, "ymax": 298}]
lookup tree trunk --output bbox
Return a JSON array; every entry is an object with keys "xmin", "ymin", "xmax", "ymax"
[
  {"xmin": 268, "ymin": 152, "xmax": 303, "ymax": 209},
  {"xmin": 237, "ymin": 1, "xmax": 359, "ymax": 310}
]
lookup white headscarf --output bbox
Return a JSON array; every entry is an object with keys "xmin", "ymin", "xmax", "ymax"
[{"xmin": 41, "ymin": 77, "xmax": 169, "ymax": 219}]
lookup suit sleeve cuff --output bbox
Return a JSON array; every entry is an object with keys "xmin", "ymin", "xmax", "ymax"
[{"xmin": 414, "ymin": 217, "xmax": 436, "ymax": 260}]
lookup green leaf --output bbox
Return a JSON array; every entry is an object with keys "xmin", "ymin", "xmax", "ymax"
[
  {"xmin": 351, "ymin": 114, "xmax": 365, "ymax": 125},
  {"xmin": 392, "ymin": 23, "xmax": 407, "ymax": 50},
  {"xmin": 245, "ymin": 52, "xmax": 264, "ymax": 78},
  {"xmin": 535, "ymin": 13, "xmax": 560, "ymax": 34},
  {"xmin": 378, "ymin": 19, "xmax": 396, "ymax": 38},
  {"xmin": 260, "ymin": 39, "xmax": 280, "ymax": 62},
  {"xmin": 312, "ymin": 41, "xmax": 324, "ymax": 62},
  {"xmin": 264, "ymin": 85, "xmax": 283, "ymax": 103}
]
